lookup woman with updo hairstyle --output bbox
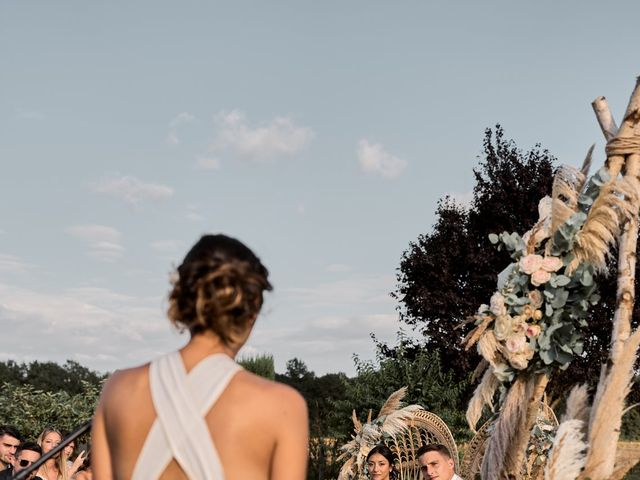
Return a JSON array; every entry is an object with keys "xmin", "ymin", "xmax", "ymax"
[
  {"xmin": 366, "ymin": 444, "xmax": 398, "ymax": 480},
  {"xmin": 92, "ymin": 234, "xmax": 309, "ymax": 480}
]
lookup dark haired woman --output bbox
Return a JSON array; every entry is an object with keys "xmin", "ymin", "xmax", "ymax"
[
  {"xmin": 366, "ymin": 444, "xmax": 398, "ymax": 480},
  {"xmin": 92, "ymin": 234, "xmax": 309, "ymax": 480}
]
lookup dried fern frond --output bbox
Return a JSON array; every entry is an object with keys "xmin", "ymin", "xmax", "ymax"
[
  {"xmin": 562, "ymin": 384, "xmax": 590, "ymax": 425},
  {"xmin": 467, "ymin": 366, "xmax": 499, "ymax": 432},
  {"xmin": 545, "ymin": 419, "xmax": 587, "ymax": 480},
  {"xmin": 582, "ymin": 328, "xmax": 640, "ymax": 479},
  {"xmin": 377, "ymin": 387, "xmax": 407, "ymax": 418},
  {"xmin": 570, "ymin": 176, "xmax": 640, "ymax": 273}
]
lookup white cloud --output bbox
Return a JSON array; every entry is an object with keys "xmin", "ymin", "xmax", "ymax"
[
  {"xmin": 91, "ymin": 175, "xmax": 174, "ymax": 206},
  {"xmin": 0, "ymin": 283, "xmax": 180, "ymax": 373},
  {"xmin": 282, "ymin": 274, "xmax": 395, "ymax": 308},
  {"xmin": 65, "ymin": 224, "xmax": 124, "ymax": 262},
  {"xmin": 209, "ymin": 110, "xmax": 314, "ymax": 162},
  {"xmin": 0, "ymin": 254, "xmax": 35, "ymax": 274},
  {"xmin": 357, "ymin": 139, "xmax": 407, "ymax": 179},
  {"xmin": 167, "ymin": 112, "xmax": 195, "ymax": 145},
  {"xmin": 196, "ymin": 156, "xmax": 221, "ymax": 170}
]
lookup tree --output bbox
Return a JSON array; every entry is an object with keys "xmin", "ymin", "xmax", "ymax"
[
  {"xmin": 394, "ymin": 125, "xmax": 555, "ymax": 375},
  {"xmin": 393, "ymin": 125, "xmax": 640, "ymax": 400},
  {"xmin": 238, "ymin": 353, "xmax": 275, "ymax": 380}
]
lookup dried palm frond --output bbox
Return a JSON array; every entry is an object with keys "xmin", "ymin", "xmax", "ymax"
[
  {"xmin": 545, "ymin": 419, "xmax": 588, "ymax": 480},
  {"xmin": 569, "ymin": 176, "xmax": 640, "ymax": 273},
  {"xmin": 561, "ymin": 384, "xmax": 590, "ymax": 425},
  {"xmin": 581, "ymin": 328, "xmax": 640, "ymax": 479},
  {"xmin": 377, "ymin": 387, "xmax": 407, "ymax": 418},
  {"xmin": 467, "ymin": 366, "xmax": 499, "ymax": 432}
]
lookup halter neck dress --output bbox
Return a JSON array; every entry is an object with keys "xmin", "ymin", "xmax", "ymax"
[{"xmin": 131, "ymin": 351, "xmax": 241, "ymax": 480}]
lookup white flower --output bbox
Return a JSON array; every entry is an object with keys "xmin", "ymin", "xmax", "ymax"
[
  {"xmin": 494, "ymin": 315, "xmax": 512, "ymax": 341},
  {"xmin": 478, "ymin": 304, "xmax": 489, "ymax": 315},
  {"xmin": 490, "ymin": 292, "xmax": 507, "ymax": 316}
]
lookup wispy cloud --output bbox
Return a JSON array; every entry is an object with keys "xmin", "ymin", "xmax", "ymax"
[
  {"xmin": 91, "ymin": 175, "xmax": 174, "ymax": 206},
  {"xmin": 357, "ymin": 139, "xmax": 407, "ymax": 179},
  {"xmin": 0, "ymin": 283, "xmax": 179, "ymax": 372},
  {"xmin": 16, "ymin": 108, "xmax": 45, "ymax": 120},
  {"xmin": 0, "ymin": 254, "xmax": 35, "ymax": 274},
  {"xmin": 65, "ymin": 224, "xmax": 124, "ymax": 262},
  {"xmin": 196, "ymin": 156, "xmax": 221, "ymax": 170},
  {"xmin": 166, "ymin": 112, "xmax": 195, "ymax": 146},
  {"xmin": 209, "ymin": 110, "xmax": 314, "ymax": 162},
  {"xmin": 185, "ymin": 204, "xmax": 204, "ymax": 222},
  {"xmin": 325, "ymin": 263, "xmax": 353, "ymax": 273}
]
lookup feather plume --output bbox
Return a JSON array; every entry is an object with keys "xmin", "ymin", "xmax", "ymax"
[
  {"xmin": 471, "ymin": 358, "xmax": 489, "ymax": 382},
  {"xmin": 544, "ymin": 419, "xmax": 588, "ymax": 480},
  {"xmin": 352, "ymin": 409, "xmax": 362, "ymax": 433},
  {"xmin": 477, "ymin": 330, "xmax": 501, "ymax": 366},
  {"xmin": 466, "ymin": 365, "xmax": 499, "ymax": 432},
  {"xmin": 381, "ymin": 405, "xmax": 424, "ymax": 437},
  {"xmin": 581, "ymin": 328, "xmax": 640, "ymax": 478},
  {"xmin": 551, "ymin": 164, "xmax": 587, "ymax": 235},
  {"xmin": 462, "ymin": 315, "xmax": 493, "ymax": 350},
  {"xmin": 581, "ymin": 144, "xmax": 594, "ymax": 179},
  {"xmin": 561, "ymin": 384, "xmax": 590, "ymax": 425},
  {"xmin": 377, "ymin": 387, "xmax": 407, "ymax": 418},
  {"xmin": 481, "ymin": 376, "xmax": 530, "ymax": 479},
  {"xmin": 570, "ymin": 176, "xmax": 640, "ymax": 273}
]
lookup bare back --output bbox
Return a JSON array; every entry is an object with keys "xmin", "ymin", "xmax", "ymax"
[{"xmin": 92, "ymin": 343, "xmax": 308, "ymax": 480}]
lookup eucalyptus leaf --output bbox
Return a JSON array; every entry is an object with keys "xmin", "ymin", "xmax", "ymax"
[{"xmin": 489, "ymin": 233, "xmax": 499, "ymax": 244}]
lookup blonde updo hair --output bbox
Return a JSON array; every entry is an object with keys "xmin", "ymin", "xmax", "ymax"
[{"xmin": 168, "ymin": 234, "xmax": 272, "ymax": 346}]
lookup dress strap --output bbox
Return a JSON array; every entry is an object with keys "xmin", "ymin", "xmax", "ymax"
[{"xmin": 132, "ymin": 351, "xmax": 241, "ymax": 480}]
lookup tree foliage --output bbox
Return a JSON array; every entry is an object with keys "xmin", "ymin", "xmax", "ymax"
[
  {"xmin": 393, "ymin": 125, "xmax": 640, "ymax": 400},
  {"xmin": 238, "ymin": 353, "xmax": 276, "ymax": 380}
]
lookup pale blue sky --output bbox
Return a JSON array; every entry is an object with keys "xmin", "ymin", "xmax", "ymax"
[{"xmin": 1, "ymin": 1, "xmax": 638, "ymax": 375}]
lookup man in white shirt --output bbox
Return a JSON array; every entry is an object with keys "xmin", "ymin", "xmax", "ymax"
[{"xmin": 416, "ymin": 443, "xmax": 463, "ymax": 480}]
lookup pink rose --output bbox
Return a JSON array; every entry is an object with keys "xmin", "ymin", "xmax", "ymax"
[
  {"xmin": 508, "ymin": 345, "xmax": 535, "ymax": 369},
  {"xmin": 526, "ymin": 324, "xmax": 541, "ymax": 338},
  {"xmin": 541, "ymin": 256, "xmax": 563, "ymax": 272},
  {"xmin": 531, "ymin": 269, "xmax": 552, "ymax": 286},
  {"xmin": 519, "ymin": 254, "xmax": 544, "ymax": 275},
  {"xmin": 528, "ymin": 289, "xmax": 543, "ymax": 309},
  {"xmin": 506, "ymin": 334, "xmax": 527, "ymax": 353}
]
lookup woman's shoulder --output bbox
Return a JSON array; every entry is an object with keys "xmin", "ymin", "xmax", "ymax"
[
  {"xmin": 233, "ymin": 370, "xmax": 307, "ymax": 413},
  {"xmin": 100, "ymin": 363, "xmax": 150, "ymax": 405}
]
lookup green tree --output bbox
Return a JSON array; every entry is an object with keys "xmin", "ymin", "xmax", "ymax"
[
  {"xmin": 0, "ymin": 381, "xmax": 99, "ymax": 441},
  {"xmin": 238, "ymin": 353, "xmax": 275, "ymax": 380}
]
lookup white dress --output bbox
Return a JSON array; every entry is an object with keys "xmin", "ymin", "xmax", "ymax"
[{"xmin": 131, "ymin": 351, "xmax": 241, "ymax": 479}]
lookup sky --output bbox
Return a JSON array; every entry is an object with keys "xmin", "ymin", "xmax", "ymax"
[{"xmin": 1, "ymin": 1, "xmax": 639, "ymax": 376}]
